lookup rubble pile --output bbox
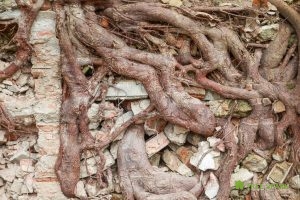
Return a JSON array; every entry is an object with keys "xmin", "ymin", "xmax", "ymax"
[{"xmin": 0, "ymin": 0, "xmax": 299, "ymax": 199}]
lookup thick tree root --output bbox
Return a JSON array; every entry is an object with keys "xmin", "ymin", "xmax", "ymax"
[
  {"xmin": 3, "ymin": 0, "xmax": 299, "ymax": 199},
  {"xmin": 118, "ymin": 125, "xmax": 203, "ymax": 200}
]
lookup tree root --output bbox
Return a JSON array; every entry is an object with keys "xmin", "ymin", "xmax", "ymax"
[
  {"xmin": 3, "ymin": 0, "xmax": 298, "ymax": 199},
  {"xmin": 118, "ymin": 125, "xmax": 203, "ymax": 200},
  {"xmin": 0, "ymin": 0, "xmax": 44, "ymax": 80}
]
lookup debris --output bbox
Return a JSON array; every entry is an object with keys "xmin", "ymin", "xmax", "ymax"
[
  {"xmin": 103, "ymin": 149, "xmax": 115, "ymax": 170},
  {"xmin": 131, "ymin": 99, "xmax": 150, "ymax": 115},
  {"xmin": 2, "ymin": 80, "xmax": 13, "ymax": 86},
  {"xmin": 230, "ymin": 167, "xmax": 254, "ymax": 187},
  {"xmin": 7, "ymin": 85, "xmax": 20, "ymax": 93},
  {"xmin": 262, "ymin": 98, "xmax": 272, "ymax": 106},
  {"xmin": 289, "ymin": 175, "xmax": 300, "ymax": 189},
  {"xmin": 106, "ymin": 80, "xmax": 148, "ymax": 100},
  {"xmin": 149, "ymin": 153, "xmax": 161, "ymax": 166},
  {"xmin": 207, "ymin": 100, "xmax": 252, "ymax": 117},
  {"xmin": 272, "ymin": 146, "xmax": 289, "ymax": 161},
  {"xmin": 164, "ymin": 123, "xmax": 189, "ymax": 146},
  {"xmin": 87, "ymin": 103, "xmax": 100, "ymax": 123},
  {"xmin": 267, "ymin": 161, "xmax": 293, "ymax": 183},
  {"xmin": 207, "ymin": 136, "xmax": 225, "ymax": 152},
  {"xmin": 20, "ymin": 159, "xmax": 35, "ymax": 173},
  {"xmin": 0, "ymin": 166, "xmax": 19, "ymax": 182},
  {"xmin": 187, "ymin": 133, "xmax": 202, "ymax": 146},
  {"xmin": 144, "ymin": 116, "xmax": 167, "ymax": 136},
  {"xmin": 145, "ymin": 132, "xmax": 170, "ymax": 157},
  {"xmin": 75, "ymin": 181, "xmax": 88, "ymax": 199},
  {"xmin": 161, "ymin": 0, "xmax": 183, "ymax": 7},
  {"xmin": 205, "ymin": 172, "xmax": 219, "ymax": 199},
  {"xmin": 273, "ymin": 100, "xmax": 286, "ymax": 113},
  {"xmin": 109, "ymin": 141, "xmax": 120, "ymax": 160},
  {"xmin": 258, "ymin": 24, "xmax": 279, "ymax": 42},
  {"xmin": 10, "ymin": 179, "xmax": 23, "ymax": 195},
  {"xmin": 242, "ymin": 154, "xmax": 268, "ymax": 172},
  {"xmin": 111, "ymin": 111, "xmax": 133, "ymax": 140},
  {"xmin": 162, "ymin": 149, "xmax": 194, "ymax": 176},
  {"xmin": 80, "ymin": 157, "xmax": 98, "ymax": 178},
  {"xmin": 16, "ymin": 74, "xmax": 29, "ymax": 87},
  {"xmin": 175, "ymin": 146, "xmax": 194, "ymax": 165},
  {"xmin": 85, "ymin": 181, "xmax": 98, "ymax": 197},
  {"xmin": 10, "ymin": 150, "xmax": 31, "ymax": 163},
  {"xmin": 2, "ymin": 89, "xmax": 13, "ymax": 95},
  {"xmin": 190, "ymin": 141, "xmax": 221, "ymax": 171},
  {"xmin": 0, "ymin": 130, "xmax": 7, "ymax": 144},
  {"xmin": 204, "ymin": 90, "xmax": 222, "ymax": 101},
  {"xmin": 184, "ymin": 86, "xmax": 205, "ymax": 99},
  {"xmin": 19, "ymin": 86, "xmax": 29, "ymax": 93}
]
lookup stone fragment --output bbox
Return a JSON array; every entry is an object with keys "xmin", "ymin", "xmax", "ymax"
[
  {"xmin": 75, "ymin": 181, "xmax": 88, "ymax": 199},
  {"xmin": 204, "ymin": 90, "xmax": 222, "ymax": 101},
  {"xmin": 16, "ymin": 74, "xmax": 29, "ymax": 87},
  {"xmin": 242, "ymin": 154, "xmax": 268, "ymax": 172},
  {"xmin": 10, "ymin": 179, "xmax": 23, "ymax": 194},
  {"xmin": 149, "ymin": 153, "xmax": 161, "ymax": 166},
  {"xmin": 205, "ymin": 173, "xmax": 219, "ymax": 199},
  {"xmin": 10, "ymin": 150, "xmax": 31, "ymax": 163},
  {"xmin": 190, "ymin": 141, "xmax": 220, "ymax": 171},
  {"xmin": 85, "ymin": 181, "xmax": 98, "ymax": 197},
  {"xmin": 272, "ymin": 145, "xmax": 289, "ymax": 161},
  {"xmin": 186, "ymin": 133, "xmax": 202, "ymax": 146},
  {"xmin": 145, "ymin": 132, "xmax": 170, "ymax": 157},
  {"xmin": 144, "ymin": 116, "xmax": 167, "ymax": 136},
  {"xmin": 111, "ymin": 111, "xmax": 133, "ymax": 140},
  {"xmin": 0, "ymin": 187, "xmax": 7, "ymax": 200},
  {"xmin": 162, "ymin": 149, "xmax": 193, "ymax": 176},
  {"xmin": 289, "ymin": 175, "xmax": 300, "ymax": 189},
  {"xmin": 103, "ymin": 149, "xmax": 115, "ymax": 169},
  {"xmin": 6, "ymin": 85, "xmax": 20, "ymax": 93},
  {"xmin": 80, "ymin": 150, "xmax": 115, "ymax": 178},
  {"xmin": 110, "ymin": 141, "xmax": 120, "ymax": 160},
  {"xmin": 106, "ymin": 80, "xmax": 148, "ymax": 100},
  {"xmin": 131, "ymin": 99, "xmax": 150, "ymax": 115},
  {"xmin": 28, "ymin": 76, "xmax": 34, "ymax": 88},
  {"xmin": 87, "ymin": 103, "xmax": 100, "ymax": 123},
  {"xmin": 258, "ymin": 24, "xmax": 279, "ymax": 41},
  {"xmin": 24, "ymin": 173, "xmax": 34, "ymax": 193},
  {"xmin": 12, "ymin": 70, "xmax": 21, "ymax": 80},
  {"xmin": 80, "ymin": 157, "xmax": 98, "ymax": 178},
  {"xmin": 0, "ymin": 166, "xmax": 18, "ymax": 182},
  {"xmin": 0, "ymin": 84, "xmax": 5, "ymax": 88},
  {"xmin": 20, "ymin": 159, "xmax": 35, "ymax": 173},
  {"xmin": 207, "ymin": 99, "xmax": 252, "ymax": 117},
  {"xmin": 164, "ymin": 123, "xmax": 189, "ymax": 145},
  {"xmin": 0, "ymin": 177, "xmax": 3, "ymax": 186},
  {"xmin": 273, "ymin": 100, "xmax": 286, "ymax": 113},
  {"xmin": 2, "ymin": 89, "xmax": 13, "ymax": 95},
  {"xmin": 2, "ymin": 80, "xmax": 13, "ymax": 86},
  {"xmin": 176, "ymin": 146, "xmax": 194, "ymax": 165},
  {"xmin": 207, "ymin": 136, "xmax": 225, "ymax": 152},
  {"xmin": 262, "ymin": 98, "xmax": 272, "ymax": 106},
  {"xmin": 20, "ymin": 185, "xmax": 29, "ymax": 194},
  {"xmin": 35, "ymin": 181, "xmax": 66, "ymax": 200},
  {"xmin": 267, "ymin": 161, "xmax": 293, "ymax": 183},
  {"xmin": 230, "ymin": 167, "xmax": 254, "ymax": 187},
  {"xmin": 0, "ymin": 130, "xmax": 7, "ymax": 144},
  {"xmin": 19, "ymin": 86, "xmax": 29, "ymax": 93},
  {"xmin": 184, "ymin": 86, "xmax": 205, "ymax": 99}
]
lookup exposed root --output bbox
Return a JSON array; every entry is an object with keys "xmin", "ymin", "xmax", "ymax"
[
  {"xmin": 0, "ymin": 0, "xmax": 44, "ymax": 79},
  {"xmin": 118, "ymin": 125, "xmax": 203, "ymax": 200}
]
